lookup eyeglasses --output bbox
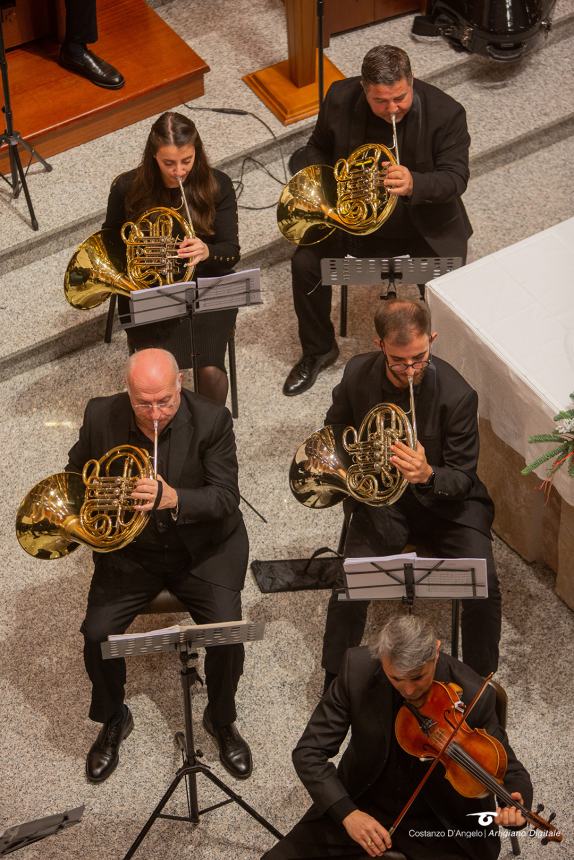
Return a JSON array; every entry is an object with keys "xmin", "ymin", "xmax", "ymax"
[
  {"xmin": 131, "ymin": 396, "xmax": 177, "ymax": 413},
  {"xmin": 387, "ymin": 358, "xmax": 431, "ymax": 373},
  {"xmin": 382, "ymin": 344, "xmax": 432, "ymax": 374}
]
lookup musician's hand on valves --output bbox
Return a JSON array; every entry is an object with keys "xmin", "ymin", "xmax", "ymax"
[
  {"xmin": 178, "ymin": 236, "xmax": 209, "ymax": 264},
  {"xmin": 132, "ymin": 475, "xmax": 178, "ymax": 512},
  {"xmin": 383, "ymin": 163, "xmax": 413, "ymax": 196},
  {"xmin": 390, "ymin": 440, "xmax": 433, "ymax": 485},
  {"xmin": 342, "ymin": 810, "xmax": 392, "ymax": 857},
  {"xmin": 495, "ymin": 793, "xmax": 526, "ymax": 829}
]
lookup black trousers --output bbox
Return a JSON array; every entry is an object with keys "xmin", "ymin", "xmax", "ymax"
[
  {"xmin": 81, "ymin": 522, "xmax": 248, "ymax": 726},
  {"xmin": 291, "ymin": 231, "xmax": 440, "ymax": 357},
  {"xmin": 322, "ymin": 495, "xmax": 501, "ymax": 678},
  {"xmin": 65, "ymin": 0, "xmax": 98, "ymax": 45}
]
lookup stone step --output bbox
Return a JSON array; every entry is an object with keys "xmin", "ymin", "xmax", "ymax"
[{"xmin": 2, "ymin": 129, "xmax": 573, "ymax": 384}]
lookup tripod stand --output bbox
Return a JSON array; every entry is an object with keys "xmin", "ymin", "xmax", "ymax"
[
  {"xmin": 0, "ymin": 14, "xmax": 52, "ymax": 231},
  {"xmin": 102, "ymin": 619, "xmax": 282, "ymax": 858}
]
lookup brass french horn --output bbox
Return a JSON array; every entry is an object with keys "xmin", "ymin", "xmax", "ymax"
[
  {"xmin": 278, "ymin": 141, "xmax": 399, "ymax": 246},
  {"xmin": 16, "ymin": 445, "xmax": 154, "ymax": 559},
  {"xmin": 65, "ymin": 178, "xmax": 196, "ymax": 310},
  {"xmin": 290, "ymin": 377, "xmax": 417, "ymax": 508}
]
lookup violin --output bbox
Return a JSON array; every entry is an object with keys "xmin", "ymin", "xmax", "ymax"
[{"xmin": 390, "ymin": 677, "xmax": 562, "ymax": 846}]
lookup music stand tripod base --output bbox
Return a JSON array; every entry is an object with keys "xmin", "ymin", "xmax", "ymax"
[{"xmin": 102, "ymin": 619, "xmax": 282, "ymax": 858}]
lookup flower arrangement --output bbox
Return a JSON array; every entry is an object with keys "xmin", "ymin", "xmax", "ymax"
[{"xmin": 521, "ymin": 392, "xmax": 574, "ymax": 485}]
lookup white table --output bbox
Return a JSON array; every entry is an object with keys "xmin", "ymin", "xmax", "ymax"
[{"xmin": 427, "ymin": 218, "xmax": 574, "ymax": 607}]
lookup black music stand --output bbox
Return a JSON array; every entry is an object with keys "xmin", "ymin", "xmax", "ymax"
[
  {"xmin": 341, "ymin": 553, "xmax": 488, "ymax": 658},
  {"xmin": 121, "ymin": 269, "xmax": 262, "ymax": 418},
  {"xmin": 0, "ymin": 806, "xmax": 83, "ymax": 855},
  {"xmin": 101, "ymin": 619, "xmax": 282, "ymax": 859},
  {"xmin": 320, "ymin": 256, "xmax": 463, "ymax": 336}
]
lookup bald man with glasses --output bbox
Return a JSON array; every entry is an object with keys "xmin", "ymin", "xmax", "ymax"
[
  {"xmin": 320, "ymin": 300, "xmax": 501, "ymax": 690},
  {"xmin": 67, "ymin": 348, "xmax": 252, "ymax": 784}
]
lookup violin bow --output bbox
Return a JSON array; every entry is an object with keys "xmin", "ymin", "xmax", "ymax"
[{"xmin": 388, "ymin": 673, "xmax": 494, "ymax": 837}]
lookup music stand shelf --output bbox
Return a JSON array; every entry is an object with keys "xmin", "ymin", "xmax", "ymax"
[
  {"xmin": 320, "ymin": 256, "xmax": 463, "ymax": 336},
  {"xmin": 341, "ymin": 553, "xmax": 488, "ymax": 659},
  {"xmin": 102, "ymin": 619, "xmax": 281, "ymax": 858}
]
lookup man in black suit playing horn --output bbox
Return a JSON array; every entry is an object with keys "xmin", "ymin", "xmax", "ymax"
[
  {"xmin": 262, "ymin": 614, "xmax": 532, "ymax": 860},
  {"xmin": 283, "ymin": 44, "xmax": 472, "ymax": 396},
  {"xmin": 67, "ymin": 348, "xmax": 251, "ymax": 782},
  {"xmin": 321, "ymin": 299, "xmax": 501, "ymax": 685}
]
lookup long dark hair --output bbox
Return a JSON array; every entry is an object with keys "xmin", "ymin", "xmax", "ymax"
[{"xmin": 125, "ymin": 112, "xmax": 218, "ymax": 235}]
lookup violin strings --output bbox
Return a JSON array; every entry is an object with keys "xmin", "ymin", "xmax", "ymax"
[{"xmin": 430, "ymin": 728, "xmax": 532, "ymax": 820}]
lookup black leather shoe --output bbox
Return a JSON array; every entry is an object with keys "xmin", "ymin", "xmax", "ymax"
[
  {"xmin": 59, "ymin": 43, "xmax": 125, "ymax": 89},
  {"xmin": 203, "ymin": 708, "xmax": 253, "ymax": 780},
  {"xmin": 282, "ymin": 345, "xmax": 339, "ymax": 396},
  {"xmin": 86, "ymin": 706, "xmax": 133, "ymax": 783}
]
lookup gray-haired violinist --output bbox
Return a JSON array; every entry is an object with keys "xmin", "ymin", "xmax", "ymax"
[{"xmin": 262, "ymin": 614, "xmax": 535, "ymax": 860}]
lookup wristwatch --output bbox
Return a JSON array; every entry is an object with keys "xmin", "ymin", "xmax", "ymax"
[{"xmin": 419, "ymin": 470, "xmax": 435, "ymax": 489}]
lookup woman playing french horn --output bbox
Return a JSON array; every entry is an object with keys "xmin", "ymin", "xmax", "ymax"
[{"xmin": 104, "ymin": 111, "xmax": 240, "ymax": 404}]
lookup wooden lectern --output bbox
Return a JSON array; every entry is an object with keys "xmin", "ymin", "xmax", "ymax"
[
  {"xmin": 243, "ymin": 0, "xmax": 423, "ymax": 125},
  {"xmin": 1, "ymin": 0, "xmax": 64, "ymax": 50},
  {"xmin": 243, "ymin": 0, "xmax": 345, "ymax": 125}
]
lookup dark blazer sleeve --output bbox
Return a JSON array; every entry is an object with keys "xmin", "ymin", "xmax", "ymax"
[
  {"xmin": 324, "ymin": 358, "xmax": 358, "ymax": 426},
  {"xmin": 177, "ymin": 405, "xmax": 240, "ymax": 523},
  {"xmin": 300, "ymin": 85, "xmax": 338, "ymax": 167},
  {"xmin": 292, "ymin": 650, "xmax": 358, "ymax": 819},
  {"xmin": 65, "ymin": 399, "xmax": 98, "ymax": 473},
  {"xmin": 422, "ymin": 386, "xmax": 480, "ymax": 501},
  {"xmin": 409, "ymin": 98, "xmax": 471, "ymax": 207},
  {"xmin": 102, "ymin": 173, "xmax": 130, "ymax": 229},
  {"xmin": 202, "ymin": 171, "xmax": 240, "ymax": 268}
]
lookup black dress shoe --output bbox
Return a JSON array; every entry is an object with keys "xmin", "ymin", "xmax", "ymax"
[
  {"xmin": 86, "ymin": 706, "xmax": 133, "ymax": 783},
  {"xmin": 203, "ymin": 708, "xmax": 253, "ymax": 780},
  {"xmin": 59, "ymin": 43, "xmax": 125, "ymax": 89},
  {"xmin": 283, "ymin": 345, "xmax": 339, "ymax": 396}
]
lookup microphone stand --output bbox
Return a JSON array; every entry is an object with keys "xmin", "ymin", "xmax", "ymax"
[{"xmin": 0, "ymin": 13, "xmax": 52, "ymax": 231}]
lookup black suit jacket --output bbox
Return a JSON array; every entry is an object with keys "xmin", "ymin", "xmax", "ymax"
[
  {"xmin": 325, "ymin": 352, "xmax": 494, "ymax": 535},
  {"xmin": 298, "ymin": 76, "xmax": 472, "ymax": 256},
  {"xmin": 293, "ymin": 647, "xmax": 533, "ymax": 860},
  {"xmin": 66, "ymin": 389, "xmax": 245, "ymax": 589}
]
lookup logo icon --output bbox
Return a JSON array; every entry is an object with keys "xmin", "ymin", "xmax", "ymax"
[{"xmin": 467, "ymin": 811, "xmax": 497, "ymax": 827}]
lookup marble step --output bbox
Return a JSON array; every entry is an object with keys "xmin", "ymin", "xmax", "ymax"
[{"xmin": 2, "ymin": 130, "xmax": 573, "ymax": 383}]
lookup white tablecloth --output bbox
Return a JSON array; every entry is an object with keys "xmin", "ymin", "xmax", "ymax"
[{"xmin": 427, "ymin": 217, "xmax": 574, "ymax": 506}]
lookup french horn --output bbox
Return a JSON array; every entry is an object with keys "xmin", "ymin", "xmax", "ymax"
[
  {"xmin": 65, "ymin": 178, "xmax": 196, "ymax": 310},
  {"xmin": 16, "ymin": 445, "xmax": 154, "ymax": 559},
  {"xmin": 290, "ymin": 377, "xmax": 417, "ymax": 508},
  {"xmin": 277, "ymin": 141, "xmax": 399, "ymax": 246}
]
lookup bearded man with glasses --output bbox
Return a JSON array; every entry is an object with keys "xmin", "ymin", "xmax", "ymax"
[
  {"xmin": 66, "ymin": 348, "xmax": 252, "ymax": 784},
  {"xmin": 321, "ymin": 300, "xmax": 501, "ymax": 690}
]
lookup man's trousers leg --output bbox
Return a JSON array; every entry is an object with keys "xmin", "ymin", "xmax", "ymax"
[
  {"xmin": 81, "ymin": 556, "xmax": 165, "ymax": 723},
  {"xmin": 168, "ymin": 522, "xmax": 249, "ymax": 727},
  {"xmin": 429, "ymin": 522, "xmax": 501, "ymax": 676},
  {"xmin": 65, "ymin": 0, "xmax": 98, "ymax": 44},
  {"xmin": 321, "ymin": 506, "xmax": 409, "ymax": 676},
  {"xmin": 291, "ymin": 241, "xmax": 338, "ymax": 356}
]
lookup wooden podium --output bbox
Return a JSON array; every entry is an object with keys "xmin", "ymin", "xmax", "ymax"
[
  {"xmin": 243, "ymin": 0, "xmax": 422, "ymax": 125},
  {"xmin": 243, "ymin": 0, "xmax": 344, "ymax": 125}
]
